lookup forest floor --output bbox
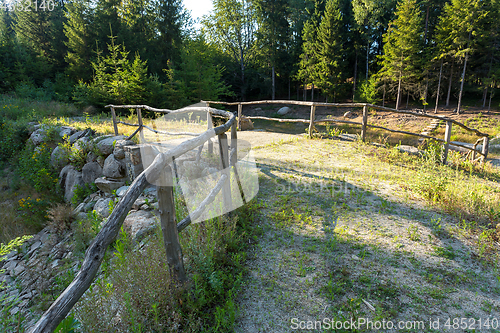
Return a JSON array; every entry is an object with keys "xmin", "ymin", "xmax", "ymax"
[{"xmin": 232, "ymin": 132, "xmax": 500, "ymax": 332}]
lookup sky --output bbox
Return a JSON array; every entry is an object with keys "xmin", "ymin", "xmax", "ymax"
[{"xmin": 183, "ymin": 0, "xmax": 213, "ymax": 29}]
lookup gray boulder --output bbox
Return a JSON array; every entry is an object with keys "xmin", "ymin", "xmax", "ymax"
[
  {"xmin": 94, "ymin": 198, "xmax": 113, "ymax": 218},
  {"xmin": 116, "ymin": 186, "xmax": 129, "ymax": 197},
  {"xmin": 95, "ymin": 177, "xmax": 125, "ymax": 193},
  {"xmin": 277, "ymin": 106, "xmax": 291, "ymax": 115},
  {"xmin": 82, "ymin": 162, "xmax": 103, "ymax": 184},
  {"xmin": 113, "ymin": 140, "xmax": 135, "ymax": 160},
  {"xmin": 59, "ymin": 165, "xmax": 84, "ymax": 203},
  {"xmin": 396, "ymin": 145, "xmax": 419, "ymax": 155},
  {"xmin": 103, "ymin": 154, "xmax": 126, "ymax": 179},
  {"xmin": 95, "ymin": 135, "xmax": 126, "ymax": 156},
  {"xmin": 74, "ymin": 137, "xmax": 90, "ymax": 151},
  {"xmin": 58, "ymin": 126, "xmax": 75, "ymax": 139},
  {"xmin": 30, "ymin": 129, "xmax": 47, "ymax": 146},
  {"xmin": 123, "ymin": 210, "xmax": 157, "ymax": 242},
  {"xmin": 50, "ymin": 146, "xmax": 70, "ymax": 170}
]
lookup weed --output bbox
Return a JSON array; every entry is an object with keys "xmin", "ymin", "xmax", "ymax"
[{"xmin": 407, "ymin": 224, "xmax": 421, "ymax": 242}]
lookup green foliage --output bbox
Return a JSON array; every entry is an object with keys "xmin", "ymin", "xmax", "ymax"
[
  {"xmin": 356, "ymin": 76, "xmax": 380, "ymax": 104},
  {"xmin": 0, "ymin": 118, "xmax": 29, "ymax": 161},
  {"xmin": 75, "ymin": 201, "xmax": 260, "ymax": 332},
  {"xmin": 17, "ymin": 142, "xmax": 58, "ymax": 193},
  {"xmin": 71, "ymin": 183, "xmax": 97, "ymax": 206},
  {"xmin": 0, "ymin": 234, "xmax": 33, "ymax": 259},
  {"xmin": 54, "ymin": 314, "xmax": 81, "ymax": 333}
]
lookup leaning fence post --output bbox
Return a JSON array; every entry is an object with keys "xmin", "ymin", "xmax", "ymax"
[
  {"xmin": 481, "ymin": 136, "xmax": 489, "ymax": 163},
  {"xmin": 238, "ymin": 103, "xmax": 242, "ymax": 130},
  {"xmin": 308, "ymin": 104, "xmax": 316, "ymax": 137},
  {"xmin": 111, "ymin": 106, "xmax": 119, "ymax": 135},
  {"xmin": 442, "ymin": 121, "xmax": 452, "ymax": 164},
  {"xmin": 361, "ymin": 105, "xmax": 368, "ymax": 142},
  {"xmin": 157, "ymin": 164, "xmax": 186, "ymax": 283},
  {"xmin": 218, "ymin": 133, "xmax": 232, "ymax": 212},
  {"xmin": 137, "ymin": 108, "xmax": 145, "ymax": 142}
]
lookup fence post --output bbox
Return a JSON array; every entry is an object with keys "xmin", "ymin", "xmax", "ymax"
[
  {"xmin": 442, "ymin": 121, "xmax": 452, "ymax": 164},
  {"xmin": 207, "ymin": 111, "xmax": 213, "ymax": 155},
  {"xmin": 137, "ymin": 108, "xmax": 145, "ymax": 142},
  {"xmin": 361, "ymin": 105, "xmax": 368, "ymax": 142},
  {"xmin": 157, "ymin": 164, "xmax": 186, "ymax": 283},
  {"xmin": 111, "ymin": 106, "xmax": 119, "ymax": 135},
  {"xmin": 308, "ymin": 104, "xmax": 316, "ymax": 137},
  {"xmin": 218, "ymin": 133, "xmax": 232, "ymax": 212},
  {"xmin": 238, "ymin": 103, "xmax": 242, "ymax": 130},
  {"xmin": 481, "ymin": 136, "xmax": 489, "ymax": 163}
]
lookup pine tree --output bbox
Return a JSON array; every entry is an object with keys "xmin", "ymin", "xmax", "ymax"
[
  {"xmin": 315, "ymin": 0, "xmax": 346, "ymax": 101},
  {"xmin": 435, "ymin": 0, "xmax": 485, "ymax": 113},
  {"xmin": 296, "ymin": 1, "xmax": 322, "ymax": 100},
  {"xmin": 377, "ymin": 0, "xmax": 423, "ymax": 110}
]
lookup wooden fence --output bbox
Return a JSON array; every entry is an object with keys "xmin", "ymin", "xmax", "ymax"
[
  {"xmin": 28, "ymin": 106, "xmax": 242, "ymax": 333},
  {"xmin": 204, "ymin": 100, "xmax": 490, "ymax": 164}
]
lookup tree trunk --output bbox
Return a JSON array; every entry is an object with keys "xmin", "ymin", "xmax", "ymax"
[
  {"xmin": 303, "ymin": 82, "xmax": 306, "ymax": 101},
  {"xmin": 457, "ymin": 34, "xmax": 471, "ymax": 115},
  {"xmin": 424, "ymin": 5, "xmax": 430, "ymax": 44},
  {"xmin": 435, "ymin": 59, "xmax": 443, "ymax": 113},
  {"xmin": 311, "ymin": 83, "xmax": 314, "ymax": 102},
  {"xmin": 406, "ymin": 91, "xmax": 409, "ymax": 109},
  {"xmin": 446, "ymin": 62, "xmax": 454, "ymax": 107},
  {"xmin": 382, "ymin": 81, "xmax": 386, "ymax": 107},
  {"xmin": 423, "ymin": 75, "xmax": 429, "ymax": 112},
  {"xmin": 482, "ymin": 87, "xmax": 488, "ymax": 108},
  {"xmin": 353, "ymin": 51, "xmax": 358, "ymax": 101},
  {"xmin": 366, "ymin": 39, "xmax": 369, "ymax": 80},
  {"xmin": 272, "ymin": 65, "xmax": 275, "ymax": 100},
  {"xmin": 488, "ymin": 82, "xmax": 494, "ymax": 112},
  {"xmin": 396, "ymin": 70, "xmax": 402, "ymax": 110}
]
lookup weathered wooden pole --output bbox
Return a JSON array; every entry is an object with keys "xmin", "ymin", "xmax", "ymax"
[
  {"xmin": 481, "ymin": 136, "xmax": 489, "ymax": 163},
  {"xmin": 442, "ymin": 121, "xmax": 452, "ymax": 164},
  {"xmin": 218, "ymin": 133, "xmax": 232, "ymax": 211},
  {"xmin": 308, "ymin": 104, "xmax": 316, "ymax": 137},
  {"xmin": 361, "ymin": 105, "xmax": 368, "ymax": 142},
  {"xmin": 207, "ymin": 111, "xmax": 213, "ymax": 155},
  {"xmin": 230, "ymin": 120, "xmax": 246, "ymax": 204},
  {"xmin": 237, "ymin": 103, "xmax": 242, "ymax": 130},
  {"xmin": 137, "ymin": 108, "xmax": 145, "ymax": 142},
  {"xmin": 157, "ymin": 164, "xmax": 186, "ymax": 283},
  {"xmin": 111, "ymin": 106, "xmax": 119, "ymax": 135}
]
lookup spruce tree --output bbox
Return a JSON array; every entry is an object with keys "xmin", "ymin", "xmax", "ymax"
[
  {"xmin": 377, "ymin": 0, "xmax": 422, "ymax": 110},
  {"xmin": 315, "ymin": 0, "xmax": 346, "ymax": 101}
]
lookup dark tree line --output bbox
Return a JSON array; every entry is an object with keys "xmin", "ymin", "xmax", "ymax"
[{"xmin": 1, "ymin": 0, "xmax": 500, "ymax": 110}]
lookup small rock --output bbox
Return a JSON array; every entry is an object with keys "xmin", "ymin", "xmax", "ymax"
[
  {"xmin": 113, "ymin": 140, "xmax": 135, "ymax": 160},
  {"xmin": 396, "ymin": 145, "xmax": 419, "ymax": 155},
  {"xmin": 94, "ymin": 198, "xmax": 113, "ymax": 218},
  {"xmin": 140, "ymin": 204, "xmax": 149, "ymax": 210},
  {"xmin": 123, "ymin": 210, "xmax": 157, "ymax": 242},
  {"xmin": 73, "ymin": 202, "xmax": 85, "ymax": 215},
  {"xmin": 50, "ymin": 146, "xmax": 70, "ymax": 170},
  {"xmin": 116, "ymin": 186, "xmax": 129, "ymax": 197},
  {"xmin": 133, "ymin": 197, "xmax": 147, "ymax": 210},
  {"xmin": 343, "ymin": 111, "xmax": 353, "ymax": 118},
  {"xmin": 277, "ymin": 106, "xmax": 291, "ymax": 115},
  {"xmin": 30, "ymin": 129, "xmax": 47, "ymax": 145},
  {"xmin": 103, "ymin": 154, "xmax": 126, "ymax": 179},
  {"xmin": 95, "ymin": 177, "xmax": 125, "ymax": 193},
  {"xmin": 143, "ymin": 186, "xmax": 157, "ymax": 197},
  {"xmin": 82, "ymin": 161, "xmax": 103, "ymax": 184},
  {"xmin": 95, "ymin": 135, "xmax": 126, "ymax": 156},
  {"xmin": 58, "ymin": 126, "xmax": 75, "ymax": 138},
  {"xmin": 74, "ymin": 136, "xmax": 90, "ymax": 151},
  {"xmin": 9, "ymin": 307, "xmax": 19, "ymax": 316}
]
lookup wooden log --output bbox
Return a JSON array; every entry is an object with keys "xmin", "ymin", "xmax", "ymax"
[
  {"xmin": 482, "ymin": 136, "xmax": 489, "ymax": 162},
  {"xmin": 137, "ymin": 108, "xmax": 145, "ymax": 143},
  {"xmin": 230, "ymin": 123, "xmax": 246, "ymax": 204},
  {"xmin": 126, "ymin": 126, "xmax": 142, "ymax": 141},
  {"xmin": 106, "ymin": 104, "xmax": 173, "ymax": 114},
  {"xmin": 218, "ymin": 133, "xmax": 232, "ymax": 212},
  {"xmin": 176, "ymin": 174, "xmax": 228, "ymax": 232},
  {"xmin": 314, "ymin": 119, "xmax": 363, "ymax": 126},
  {"xmin": 308, "ymin": 105, "xmax": 316, "ymax": 137},
  {"xmin": 442, "ymin": 121, "xmax": 452, "ymax": 164},
  {"xmin": 111, "ymin": 107, "xmax": 119, "ymax": 136},
  {"xmin": 28, "ymin": 171, "xmax": 150, "ymax": 333},
  {"xmin": 238, "ymin": 103, "xmax": 242, "ymax": 130},
  {"xmin": 207, "ymin": 112, "xmax": 214, "ymax": 155},
  {"xmin": 157, "ymin": 164, "xmax": 186, "ymax": 283},
  {"xmin": 246, "ymin": 116, "xmax": 309, "ymax": 123},
  {"xmin": 361, "ymin": 105, "xmax": 368, "ymax": 142}
]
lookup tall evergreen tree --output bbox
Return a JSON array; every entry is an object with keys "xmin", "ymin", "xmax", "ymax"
[
  {"xmin": 377, "ymin": 0, "xmax": 423, "ymax": 110},
  {"xmin": 315, "ymin": 0, "xmax": 346, "ymax": 101}
]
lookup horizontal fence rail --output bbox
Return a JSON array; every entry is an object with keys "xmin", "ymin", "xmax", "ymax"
[
  {"xmin": 29, "ymin": 106, "xmax": 243, "ymax": 333},
  {"xmin": 204, "ymin": 100, "xmax": 490, "ymax": 164}
]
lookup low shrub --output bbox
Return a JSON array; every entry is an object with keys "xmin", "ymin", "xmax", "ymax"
[{"xmin": 17, "ymin": 142, "xmax": 58, "ymax": 194}]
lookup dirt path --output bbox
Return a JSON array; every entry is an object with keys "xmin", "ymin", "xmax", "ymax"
[{"xmin": 234, "ymin": 136, "xmax": 500, "ymax": 333}]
